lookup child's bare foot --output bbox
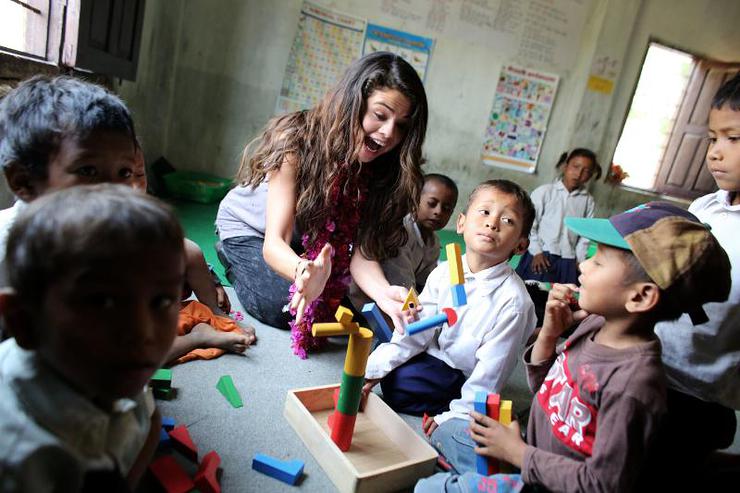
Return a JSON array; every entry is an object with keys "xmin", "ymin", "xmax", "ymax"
[{"xmin": 190, "ymin": 323, "xmax": 256, "ymax": 353}]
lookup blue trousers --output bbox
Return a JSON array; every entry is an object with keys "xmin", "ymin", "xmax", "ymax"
[
  {"xmin": 221, "ymin": 235, "xmax": 293, "ymax": 329},
  {"xmin": 380, "ymin": 353, "xmax": 466, "ymax": 416},
  {"xmin": 515, "ymin": 251, "xmax": 579, "ymax": 285}
]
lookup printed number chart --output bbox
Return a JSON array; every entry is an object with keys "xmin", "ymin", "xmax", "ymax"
[{"xmin": 276, "ymin": 1, "xmax": 366, "ymax": 115}]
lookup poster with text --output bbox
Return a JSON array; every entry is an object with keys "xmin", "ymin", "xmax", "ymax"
[
  {"xmin": 276, "ymin": 1, "xmax": 365, "ymax": 115},
  {"xmin": 481, "ymin": 65, "xmax": 559, "ymax": 173},
  {"xmin": 362, "ymin": 23, "xmax": 434, "ymax": 82}
]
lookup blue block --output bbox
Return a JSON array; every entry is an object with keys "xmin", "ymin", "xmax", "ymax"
[
  {"xmin": 473, "ymin": 391, "xmax": 488, "ymax": 475},
  {"xmin": 252, "ymin": 453, "xmax": 304, "ymax": 485},
  {"xmin": 362, "ymin": 302, "xmax": 393, "ymax": 343},
  {"xmin": 406, "ymin": 312, "xmax": 448, "ymax": 335},
  {"xmin": 451, "ymin": 284, "xmax": 467, "ymax": 307},
  {"xmin": 158, "ymin": 428, "xmax": 171, "ymax": 450},
  {"xmin": 161, "ymin": 416, "xmax": 176, "ymax": 431}
]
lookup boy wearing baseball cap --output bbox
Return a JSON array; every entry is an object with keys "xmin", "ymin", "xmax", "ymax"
[{"xmin": 415, "ymin": 202, "xmax": 731, "ymax": 493}]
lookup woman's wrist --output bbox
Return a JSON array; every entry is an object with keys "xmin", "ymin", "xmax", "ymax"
[{"xmin": 294, "ymin": 258, "xmax": 308, "ymax": 281}]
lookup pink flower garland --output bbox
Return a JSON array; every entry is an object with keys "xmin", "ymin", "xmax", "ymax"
[{"xmin": 287, "ymin": 163, "xmax": 369, "ymax": 358}]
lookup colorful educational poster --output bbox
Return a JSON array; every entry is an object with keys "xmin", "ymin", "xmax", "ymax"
[
  {"xmin": 481, "ymin": 65, "xmax": 559, "ymax": 173},
  {"xmin": 362, "ymin": 24, "xmax": 434, "ymax": 82},
  {"xmin": 276, "ymin": 1, "xmax": 366, "ymax": 115}
]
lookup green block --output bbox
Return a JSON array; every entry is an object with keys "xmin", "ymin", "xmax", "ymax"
[
  {"xmin": 151, "ymin": 368, "xmax": 172, "ymax": 389},
  {"xmin": 336, "ymin": 373, "xmax": 364, "ymax": 416},
  {"xmin": 153, "ymin": 387, "xmax": 174, "ymax": 400},
  {"xmin": 217, "ymin": 375, "xmax": 243, "ymax": 408}
]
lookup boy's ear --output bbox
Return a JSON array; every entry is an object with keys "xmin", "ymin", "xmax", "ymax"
[
  {"xmin": 0, "ymin": 289, "xmax": 39, "ymax": 349},
  {"xmin": 625, "ymin": 282, "xmax": 660, "ymax": 314},
  {"xmin": 4, "ymin": 163, "xmax": 41, "ymax": 202},
  {"xmin": 455, "ymin": 212, "xmax": 465, "ymax": 234},
  {"xmin": 513, "ymin": 237, "xmax": 529, "ymax": 256}
]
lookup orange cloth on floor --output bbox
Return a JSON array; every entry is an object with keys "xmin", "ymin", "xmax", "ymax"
[{"xmin": 174, "ymin": 300, "xmax": 241, "ymax": 365}]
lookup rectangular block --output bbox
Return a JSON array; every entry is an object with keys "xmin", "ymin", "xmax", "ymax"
[
  {"xmin": 252, "ymin": 453, "xmax": 304, "ymax": 485},
  {"xmin": 361, "ymin": 303, "xmax": 393, "ymax": 343},
  {"xmin": 473, "ymin": 392, "xmax": 488, "ymax": 475},
  {"xmin": 151, "ymin": 368, "xmax": 172, "ymax": 389},
  {"xmin": 284, "ymin": 384, "xmax": 437, "ymax": 493},
  {"xmin": 500, "ymin": 400, "xmax": 513, "ymax": 426},
  {"xmin": 446, "ymin": 243, "xmax": 464, "ymax": 285},
  {"xmin": 450, "ymin": 284, "xmax": 467, "ymax": 307},
  {"xmin": 335, "ymin": 306, "xmax": 355, "ymax": 326}
]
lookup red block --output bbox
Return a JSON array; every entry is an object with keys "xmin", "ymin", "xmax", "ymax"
[
  {"xmin": 486, "ymin": 393, "xmax": 501, "ymax": 475},
  {"xmin": 169, "ymin": 425, "xmax": 198, "ymax": 463},
  {"xmin": 194, "ymin": 450, "xmax": 221, "ymax": 493},
  {"xmin": 149, "ymin": 455, "xmax": 195, "ymax": 493},
  {"xmin": 422, "ymin": 413, "xmax": 430, "ymax": 427},
  {"xmin": 329, "ymin": 410, "xmax": 357, "ymax": 451}
]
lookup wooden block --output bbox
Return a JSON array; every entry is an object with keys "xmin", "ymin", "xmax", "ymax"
[
  {"xmin": 450, "ymin": 283, "xmax": 467, "ymax": 307},
  {"xmin": 153, "ymin": 386, "xmax": 175, "ymax": 400},
  {"xmin": 402, "ymin": 287, "xmax": 420, "ymax": 311},
  {"xmin": 335, "ymin": 306, "xmax": 355, "ymax": 326},
  {"xmin": 162, "ymin": 416, "xmax": 176, "ymax": 431},
  {"xmin": 158, "ymin": 428, "xmax": 171, "ymax": 451},
  {"xmin": 194, "ymin": 450, "xmax": 221, "ymax": 493},
  {"xmin": 500, "ymin": 400, "xmax": 512, "ymax": 426},
  {"xmin": 312, "ymin": 322, "xmax": 359, "ymax": 337},
  {"xmin": 149, "ymin": 455, "xmax": 195, "ymax": 493},
  {"xmin": 329, "ymin": 410, "xmax": 357, "ymax": 451},
  {"xmin": 473, "ymin": 392, "xmax": 489, "ymax": 475},
  {"xmin": 252, "ymin": 453, "xmax": 304, "ymax": 485},
  {"xmin": 422, "ymin": 413, "xmax": 430, "ymax": 427},
  {"xmin": 361, "ymin": 303, "xmax": 393, "ymax": 343},
  {"xmin": 446, "ymin": 243, "xmax": 464, "ymax": 285},
  {"xmin": 216, "ymin": 375, "xmax": 243, "ymax": 408},
  {"xmin": 344, "ymin": 328, "xmax": 374, "ymax": 377},
  {"xmin": 284, "ymin": 385, "xmax": 437, "ymax": 493},
  {"xmin": 169, "ymin": 425, "xmax": 198, "ymax": 463},
  {"xmin": 151, "ymin": 368, "xmax": 172, "ymax": 389},
  {"xmin": 486, "ymin": 394, "xmax": 501, "ymax": 421}
]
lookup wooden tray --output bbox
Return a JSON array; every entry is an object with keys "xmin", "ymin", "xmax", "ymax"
[{"xmin": 284, "ymin": 384, "xmax": 438, "ymax": 492}]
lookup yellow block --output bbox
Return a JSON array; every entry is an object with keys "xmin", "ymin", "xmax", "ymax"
[
  {"xmin": 446, "ymin": 243, "xmax": 464, "ymax": 285},
  {"xmin": 335, "ymin": 305, "xmax": 354, "ymax": 326},
  {"xmin": 500, "ymin": 400, "xmax": 512, "ymax": 426},
  {"xmin": 312, "ymin": 322, "xmax": 359, "ymax": 337},
  {"xmin": 344, "ymin": 327, "xmax": 374, "ymax": 377},
  {"xmin": 402, "ymin": 287, "xmax": 420, "ymax": 311}
]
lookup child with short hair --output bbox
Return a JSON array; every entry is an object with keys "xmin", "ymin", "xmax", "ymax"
[
  {"xmin": 0, "ymin": 184, "xmax": 185, "ymax": 490},
  {"xmin": 0, "ymin": 75, "xmax": 253, "ymax": 359},
  {"xmin": 349, "ymin": 173, "xmax": 458, "ymax": 311},
  {"xmin": 416, "ymin": 202, "xmax": 731, "ymax": 493},
  {"xmin": 364, "ymin": 179, "xmax": 536, "ymax": 424},
  {"xmin": 516, "ymin": 148, "xmax": 602, "ymax": 285},
  {"xmin": 647, "ymin": 72, "xmax": 740, "ymax": 488}
]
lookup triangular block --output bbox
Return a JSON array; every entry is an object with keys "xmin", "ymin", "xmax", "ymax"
[{"xmin": 216, "ymin": 375, "xmax": 243, "ymax": 408}]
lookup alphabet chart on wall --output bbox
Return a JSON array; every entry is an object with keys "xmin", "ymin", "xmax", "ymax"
[
  {"xmin": 276, "ymin": 1, "xmax": 366, "ymax": 115},
  {"xmin": 481, "ymin": 65, "xmax": 559, "ymax": 173}
]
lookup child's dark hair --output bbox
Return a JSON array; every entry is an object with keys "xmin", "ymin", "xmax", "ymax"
[
  {"xmin": 0, "ymin": 75, "xmax": 138, "ymax": 179},
  {"xmin": 6, "ymin": 184, "xmax": 184, "ymax": 303},
  {"xmin": 556, "ymin": 148, "xmax": 602, "ymax": 180},
  {"xmin": 466, "ymin": 179, "xmax": 535, "ymax": 238},
  {"xmin": 424, "ymin": 173, "xmax": 458, "ymax": 198},
  {"xmin": 711, "ymin": 73, "xmax": 740, "ymax": 111}
]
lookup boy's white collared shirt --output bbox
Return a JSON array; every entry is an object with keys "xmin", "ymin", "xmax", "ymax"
[
  {"xmin": 655, "ymin": 189, "xmax": 740, "ymax": 409},
  {"xmin": 528, "ymin": 180, "xmax": 594, "ymax": 262},
  {"xmin": 365, "ymin": 254, "xmax": 536, "ymax": 424}
]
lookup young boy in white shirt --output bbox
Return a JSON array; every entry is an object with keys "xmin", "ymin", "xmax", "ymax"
[{"xmin": 363, "ymin": 180, "xmax": 536, "ymax": 423}]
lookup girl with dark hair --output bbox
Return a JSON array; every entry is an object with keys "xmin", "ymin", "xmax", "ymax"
[
  {"xmin": 515, "ymin": 148, "xmax": 601, "ymax": 285},
  {"xmin": 216, "ymin": 52, "xmax": 428, "ymax": 357}
]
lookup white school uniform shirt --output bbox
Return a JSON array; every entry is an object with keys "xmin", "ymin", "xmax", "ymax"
[
  {"xmin": 655, "ymin": 190, "xmax": 740, "ymax": 409},
  {"xmin": 528, "ymin": 180, "xmax": 594, "ymax": 262},
  {"xmin": 365, "ymin": 255, "xmax": 536, "ymax": 425},
  {"xmin": 0, "ymin": 339, "xmax": 156, "ymax": 492}
]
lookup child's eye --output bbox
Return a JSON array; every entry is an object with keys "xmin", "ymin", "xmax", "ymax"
[
  {"xmin": 119, "ymin": 168, "xmax": 134, "ymax": 179},
  {"xmin": 502, "ymin": 217, "xmax": 514, "ymax": 225},
  {"xmin": 374, "ymin": 112, "xmax": 386, "ymax": 121},
  {"xmin": 729, "ymin": 136, "xmax": 740, "ymax": 143},
  {"xmin": 707, "ymin": 136, "xmax": 717, "ymax": 144},
  {"xmin": 74, "ymin": 166, "xmax": 98, "ymax": 177},
  {"xmin": 85, "ymin": 294, "xmax": 116, "ymax": 309},
  {"xmin": 152, "ymin": 295, "xmax": 176, "ymax": 310},
  {"xmin": 478, "ymin": 209, "xmax": 489, "ymax": 216}
]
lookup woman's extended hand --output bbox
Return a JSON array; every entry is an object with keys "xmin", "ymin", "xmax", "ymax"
[
  {"xmin": 376, "ymin": 285, "xmax": 421, "ymax": 334},
  {"xmin": 290, "ymin": 243, "xmax": 333, "ymax": 324}
]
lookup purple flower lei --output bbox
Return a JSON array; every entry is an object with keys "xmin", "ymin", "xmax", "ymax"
[{"xmin": 287, "ymin": 163, "xmax": 369, "ymax": 358}]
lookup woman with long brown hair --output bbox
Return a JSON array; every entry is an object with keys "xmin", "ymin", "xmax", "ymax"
[{"xmin": 216, "ymin": 52, "xmax": 428, "ymax": 357}]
